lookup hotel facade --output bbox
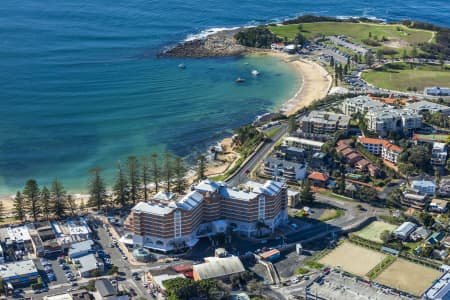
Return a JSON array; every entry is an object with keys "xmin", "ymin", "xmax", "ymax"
[{"xmin": 124, "ymin": 180, "xmax": 288, "ymax": 252}]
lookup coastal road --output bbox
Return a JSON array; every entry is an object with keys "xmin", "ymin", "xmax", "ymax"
[{"xmin": 226, "ymin": 123, "xmax": 288, "ymax": 186}]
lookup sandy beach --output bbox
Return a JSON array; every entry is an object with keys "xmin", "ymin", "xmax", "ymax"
[{"xmin": 261, "ymin": 51, "xmax": 332, "ymax": 116}]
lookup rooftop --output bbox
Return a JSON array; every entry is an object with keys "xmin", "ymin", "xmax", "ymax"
[
  {"xmin": 406, "ymin": 100, "xmax": 450, "ymax": 113},
  {"xmin": 264, "ymin": 157, "xmax": 306, "ymax": 171},
  {"xmin": 77, "ymin": 253, "xmax": 100, "ymax": 274},
  {"xmin": 0, "ymin": 260, "xmax": 38, "ymax": 279},
  {"xmin": 220, "ymin": 187, "xmax": 258, "ymax": 201},
  {"xmin": 153, "ymin": 191, "xmax": 176, "ymax": 202},
  {"xmin": 68, "ymin": 240, "xmax": 94, "ymax": 257},
  {"xmin": 394, "ymin": 222, "xmax": 417, "ymax": 236},
  {"xmin": 195, "ymin": 179, "xmax": 221, "ymax": 193},
  {"xmin": 95, "ymin": 278, "xmax": 116, "ymax": 297},
  {"xmin": 245, "ymin": 180, "xmax": 284, "ymax": 197},
  {"xmin": 412, "ymin": 180, "xmax": 436, "ymax": 188},
  {"xmin": 193, "ymin": 256, "xmax": 245, "ymax": 280},
  {"xmin": 7, "ymin": 226, "xmax": 31, "ymax": 242},
  {"xmin": 133, "ymin": 201, "xmax": 175, "ymax": 216},
  {"xmin": 308, "ymin": 172, "xmax": 329, "ymax": 182},
  {"xmin": 283, "ymin": 136, "xmax": 325, "ymax": 148},
  {"xmin": 176, "ymin": 191, "xmax": 203, "ymax": 211}
]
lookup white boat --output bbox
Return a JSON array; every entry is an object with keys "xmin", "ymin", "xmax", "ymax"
[
  {"xmin": 235, "ymin": 77, "xmax": 245, "ymax": 83},
  {"xmin": 251, "ymin": 70, "xmax": 260, "ymax": 76},
  {"xmin": 178, "ymin": 64, "xmax": 186, "ymax": 69}
]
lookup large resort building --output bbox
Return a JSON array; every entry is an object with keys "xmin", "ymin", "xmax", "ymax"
[
  {"xmin": 298, "ymin": 111, "xmax": 350, "ymax": 134},
  {"xmin": 124, "ymin": 180, "xmax": 288, "ymax": 252}
]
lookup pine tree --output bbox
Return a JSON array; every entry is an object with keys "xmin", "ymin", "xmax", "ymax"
[
  {"xmin": 13, "ymin": 191, "xmax": 25, "ymax": 221},
  {"xmin": 126, "ymin": 156, "xmax": 140, "ymax": 205},
  {"xmin": 288, "ymin": 116, "xmax": 298, "ymax": 133},
  {"xmin": 41, "ymin": 186, "xmax": 51, "ymax": 220},
  {"xmin": 141, "ymin": 156, "xmax": 151, "ymax": 201},
  {"xmin": 23, "ymin": 179, "xmax": 41, "ymax": 222},
  {"xmin": 51, "ymin": 179, "xmax": 66, "ymax": 219},
  {"xmin": 197, "ymin": 154, "xmax": 206, "ymax": 181},
  {"xmin": 88, "ymin": 167, "xmax": 106, "ymax": 211},
  {"xmin": 150, "ymin": 153, "xmax": 161, "ymax": 193},
  {"xmin": 113, "ymin": 161, "xmax": 129, "ymax": 207},
  {"xmin": 300, "ymin": 179, "xmax": 315, "ymax": 204},
  {"xmin": 67, "ymin": 195, "xmax": 76, "ymax": 216},
  {"xmin": 173, "ymin": 156, "xmax": 187, "ymax": 194},
  {"xmin": 162, "ymin": 152, "xmax": 173, "ymax": 192}
]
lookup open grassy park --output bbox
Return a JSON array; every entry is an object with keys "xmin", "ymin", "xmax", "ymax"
[
  {"xmin": 319, "ymin": 241, "xmax": 387, "ymax": 276},
  {"xmin": 375, "ymin": 258, "xmax": 441, "ymax": 296},
  {"xmin": 269, "ymin": 22, "xmax": 434, "ymax": 54},
  {"xmin": 354, "ymin": 221, "xmax": 397, "ymax": 243},
  {"xmin": 362, "ymin": 62, "xmax": 450, "ymax": 92}
]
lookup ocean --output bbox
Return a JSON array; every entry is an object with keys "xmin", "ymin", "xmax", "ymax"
[{"xmin": 0, "ymin": 0, "xmax": 449, "ymax": 194}]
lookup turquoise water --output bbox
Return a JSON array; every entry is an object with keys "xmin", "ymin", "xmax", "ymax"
[{"xmin": 0, "ymin": 0, "xmax": 448, "ymax": 194}]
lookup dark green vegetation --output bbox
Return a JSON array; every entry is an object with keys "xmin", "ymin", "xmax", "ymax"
[
  {"xmin": 235, "ymin": 26, "xmax": 278, "ymax": 48},
  {"xmin": 163, "ymin": 278, "xmax": 228, "ymax": 300}
]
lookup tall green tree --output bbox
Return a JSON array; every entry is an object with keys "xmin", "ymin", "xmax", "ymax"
[
  {"xmin": 23, "ymin": 179, "xmax": 41, "ymax": 222},
  {"xmin": 67, "ymin": 195, "xmax": 76, "ymax": 216},
  {"xmin": 88, "ymin": 167, "xmax": 107, "ymax": 211},
  {"xmin": 197, "ymin": 154, "xmax": 207, "ymax": 181},
  {"xmin": 14, "ymin": 191, "xmax": 25, "ymax": 221},
  {"xmin": 141, "ymin": 156, "xmax": 151, "ymax": 201},
  {"xmin": 364, "ymin": 51, "xmax": 374, "ymax": 66},
  {"xmin": 376, "ymin": 49, "xmax": 384, "ymax": 62},
  {"xmin": 300, "ymin": 179, "xmax": 315, "ymax": 204},
  {"xmin": 126, "ymin": 156, "xmax": 140, "ymax": 205},
  {"xmin": 173, "ymin": 156, "xmax": 187, "ymax": 194},
  {"xmin": 288, "ymin": 116, "xmax": 298, "ymax": 133},
  {"xmin": 411, "ymin": 46, "xmax": 418, "ymax": 64},
  {"xmin": 113, "ymin": 161, "xmax": 129, "ymax": 207},
  {"xmin": 150, "ymin": 153, "xmax": 161, "ymax": 193},
  {"xmin": 163, "ymin": 152, "xmax": 173, "ymax": 192},
  {"xmin": 41, "ymin": 186, "xmax": 51, "ymax": 221},
  {"xmin": 51, "ymin": 179, "xmax": 67, "ymax": 219}
]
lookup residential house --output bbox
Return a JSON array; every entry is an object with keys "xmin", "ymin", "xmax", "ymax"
[
  {"xmin": 410, "ymin": 226, "xmax": 431, "ymax": 241},
  {"xmin": 429, "ymin": 199, "xmax": 448, "ymax": 213},
  {"xmin": 411, "ymin": 180, "xmax": 436, "ymax": 196},
  {"xmin": 357, "ymin": 137, "xmax": 403, "ymax": 164},
  {"xmin": 431, "ymin": 142, "xmax": 448, "ymax": 167},
  {"xmin": 393, "ymin": 222, "xmax": 417, "ymax": 240},
  {"xmin": 401, "ymin": 191, "xmax": 429, "ymax": 210},
  {"xmin": 440, "ymin": 179, "xmax": 450, "ymax": 197},
  {"xmin": 308, "ymin": 172, "xmax": 329, "ymax": 188},
  {"xmin": 426, "ymin": 232, "xmax": 446, "ymax": 246}
]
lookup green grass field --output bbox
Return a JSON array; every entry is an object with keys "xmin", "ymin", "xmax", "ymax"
[
  {"xmin": 362, "ymin": 62, "xmax": 450, "ymax": 92},
  {"xmin": 269, "ymin": 22, "xmax": 434, "ymax": 55},
  {"xmin": 354, "ymin": 221, "xmax": 397, "ymax": 243}
]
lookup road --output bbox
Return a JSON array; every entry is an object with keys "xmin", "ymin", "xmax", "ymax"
[{"xmin": 226, "ymin": 123, "xmax": 288, "ymax": 186}]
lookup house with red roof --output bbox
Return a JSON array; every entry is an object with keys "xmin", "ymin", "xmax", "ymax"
[{"xmin": 308, "ymin": 172, "xmax": 329, "ymax": 187}]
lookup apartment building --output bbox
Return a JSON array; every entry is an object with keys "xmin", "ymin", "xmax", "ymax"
[
  {"xmin": 124, "ymin": 180, "xmax": 288, "ymax": 252},
  {"xmin": 341, "ymin": 95, "xmax": 388, "ymax": 116},
  {"xmin": 406, "ymin": 100, "xmax": 450, "ymax": 115},
  {"xmin": 283, "ymin": 136, "xmax": 324, "ymax": 151},
  {"xmin": 365, "ymin": 108, "xmax": 422, "ymax": 136},
  {"xmin": 298, "ymin": 111, "xmax": 350, "ymax": 134},
  {"xmin": 263, "ymin": 157, "xmax": 307, "ymax": 180},
  {"xmin": 357, "ymin": 136, "xmax": 403, "ymax": 164}
]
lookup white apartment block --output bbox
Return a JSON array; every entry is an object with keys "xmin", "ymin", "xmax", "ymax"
[
  {"xmin": 341, "ymin": 96, "xmax": 389, "ymax": 116},
  {"xmin": 431, "ymin": 142, "xmax": 448, "ymax": 166},
  {"xmin": 365, "ymin": 108, "xmax": 422, "ymax": 136}
]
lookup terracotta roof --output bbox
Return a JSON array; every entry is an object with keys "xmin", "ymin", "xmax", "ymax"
[
  {"xmin": 383, "ymin": 141, "xmax": 403, "ymax": 153},
  {"xmin": 335, "ymin": 144, "xmax": 351, "ymax": 152},
  {"xmin": 341, "ymin": 148, "xmax": 356, "ymax": 156},
  {"xmin": 355, "ymin": 159, "xmax": 370, "ymax": 168},
  {"xmin": 337, "ymin": 139, "xmax": 352, "ymax": 146},
  {"xmin": 347, "ymin": 152, "xmax": 362, "ymax": 160},
  {"xmin": 308, "ymin": 172, "xmax": 329, "ymax": 182},
  {"xmin": 357, "ymin": 136, "xmax": 384, "ymax": 145}
]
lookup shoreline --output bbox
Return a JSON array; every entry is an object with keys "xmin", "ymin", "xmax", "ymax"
[{"xmin": 254, "ymin": 51, "xmax": 332, "ymax": 116}]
